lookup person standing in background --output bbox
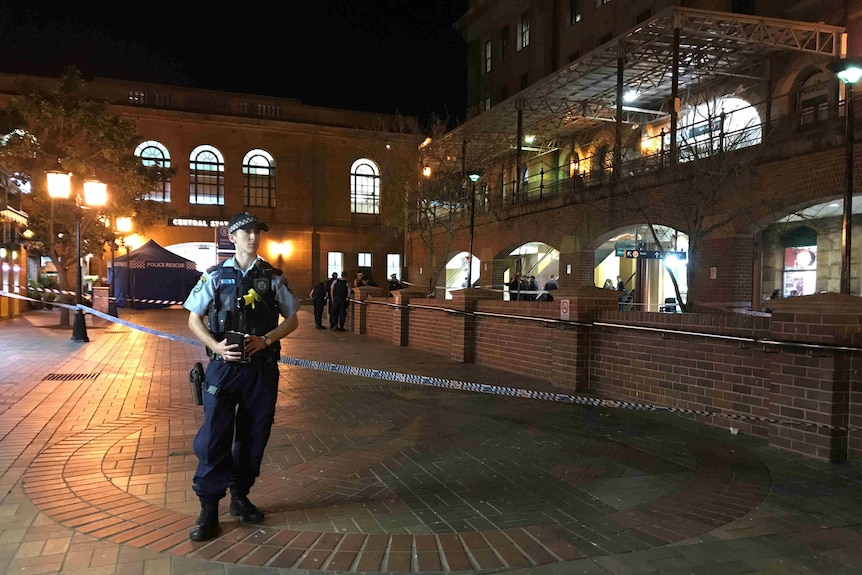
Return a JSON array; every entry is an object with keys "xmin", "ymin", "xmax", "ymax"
[{"xmin": 309, "ymin": 280, "xmax": 327, "ymax": 329}]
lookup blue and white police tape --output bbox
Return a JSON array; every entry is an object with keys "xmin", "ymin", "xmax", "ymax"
[
  {"xmin": 275, "ymin": 356, "xmax": 859, "ymax": 432},
  {"xmin": 2, "ymin": 288, "xmax": 858, "ymax": 433}
]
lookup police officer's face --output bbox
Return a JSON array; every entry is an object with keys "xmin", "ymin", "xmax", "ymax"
[{"xmin": 230, "ymin": 227, "xmax": 261, "ymax": 253}]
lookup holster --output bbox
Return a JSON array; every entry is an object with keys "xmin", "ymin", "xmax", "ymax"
[{"xmin": 189, "ymin": 362, "xmax": 205, "ymax": 406}]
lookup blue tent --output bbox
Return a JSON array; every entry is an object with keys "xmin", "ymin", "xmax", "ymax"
[{"xmin": 111, "ymin": 239, "xmax": 201, "ymax": 308}]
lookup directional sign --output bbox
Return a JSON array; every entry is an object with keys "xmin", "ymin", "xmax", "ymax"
[
  {"xmin": 623, "ymin": 249, "xmax": 687, "ymax": 260},
  {"xmin": 624, "ymin": 249, "xmax": 661, "ymax": 259}
]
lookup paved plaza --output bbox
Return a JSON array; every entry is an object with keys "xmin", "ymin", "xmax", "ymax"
[{"xmin": 0, "ymin": 306, "xmax": 861, "ymax": 575}]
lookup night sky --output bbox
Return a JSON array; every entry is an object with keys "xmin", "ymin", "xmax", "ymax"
[{"xmin": 0, "ymin": 1, "xmax": 469, "ymax": 126}]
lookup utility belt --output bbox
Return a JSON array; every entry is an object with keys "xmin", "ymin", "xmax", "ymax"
[{"xmin": 207, "ymin": 342, "xmax": 280, "ymax": 364}]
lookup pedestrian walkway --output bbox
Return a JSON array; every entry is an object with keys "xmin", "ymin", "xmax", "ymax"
[{"xmin": 0, "ymin": 306, "xmax": 861, "ymax": 575}]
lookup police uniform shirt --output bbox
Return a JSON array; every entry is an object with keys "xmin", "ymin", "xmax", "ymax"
[{"xmin": 184, "ymin": 257, "xmax": 300, "ymax": 320}]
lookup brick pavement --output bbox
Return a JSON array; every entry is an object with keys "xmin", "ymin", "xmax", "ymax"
[{"xmin": 0, "ymin": 306, "xmax": 861, "ymax": 574}]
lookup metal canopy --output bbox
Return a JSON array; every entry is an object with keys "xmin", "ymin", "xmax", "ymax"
[{"xmin": 429, "ymin": 7, "xmax": 844, "ymax": 165}]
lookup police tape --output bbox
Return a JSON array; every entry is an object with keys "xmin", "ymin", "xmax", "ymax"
[
  {"xmin": 22, "ymin": 286, "xmax": 184, "ymax": 306},
  {"xmin": 2, "ymin": 289, "xmax": 859, "ymax": 433},
  {"xmin": 24, "ymin": 286, "xmax": 91, "ymax": 299}
]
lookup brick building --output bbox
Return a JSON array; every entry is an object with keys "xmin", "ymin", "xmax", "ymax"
[
  {"xmin": 0, "ymin": 73, "xmax": 417, "ymax": 300},
  {"xmin": 409, "ymin": 0, "xmax": 862, "ymax": 312}
]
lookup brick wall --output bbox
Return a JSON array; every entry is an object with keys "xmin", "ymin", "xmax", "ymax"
[
  {"xmin": 407, "ymin": 303, "xmax": 457, "ymax": 357},
  {"xmin": 590, "ymin": 310, "xmax": 772, "ymax": 438},
  {"xmin": 360, "ymin": 289, "xmax": 861, "ymax": 463},
  {"xmin": 474, "ymin": 300, "xmax": 560, "ymax": 381},
  {"xmin": 365, "ymin": 299, "xmax": 394, "ymax": 341}
]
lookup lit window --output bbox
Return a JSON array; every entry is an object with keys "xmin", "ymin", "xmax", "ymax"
[
  {"xmin": 128, "ymin": 91, "xmax": 146, "ymax": 104},
  {"xmin": 519, "ymin": 12, "xmax": 530, "ymax": 50},
  {"xmin": 328, "ymin": 252, "xmax": 343, "ymax": 279},
  {"xmin": 484, "ymin": 40, "xmax": 492, "ymax": 73},
  {"xmin": 189, "ymin": 145, "xmax": 225, "ymax": 205},
  {"xmin": 484, "ymin": 96, "xmax": 492, "ymax": 111},
  {"xmin": 350, "ymin": 158, "xmax": 380, "ymax": 214},
  {"xmin": 387, "ymin": 254, "xmax": 401, "ymax": 280},
  {"xmin": 135, "ymin": 141, "xmax": 171, "ymax": 202},
  {"xmin": 358, "ymin": 252, "xmax": 372, "ymax": 267},
  {"xmin": 782, "ymin": 227, "xmax": 818, "ymax": 297},
  {"xmin": 570, "ymin": 0, "xmax": 581, "ymax": 23},
  {"xmin": 243, "ymin": 149, "xmax": 276, "ymax": 208}
]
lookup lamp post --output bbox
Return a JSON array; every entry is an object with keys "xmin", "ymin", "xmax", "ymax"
[
  {"xmin": 828, "ymin": 58, "xmax": 862, "ymax": 294},
  {"xmin": 466, "ymin": 171, "xmax": 483, "ymax": 288},
  {"xmin": 46, "ymin": 171, "xmax": 107, "ymax": 342}
]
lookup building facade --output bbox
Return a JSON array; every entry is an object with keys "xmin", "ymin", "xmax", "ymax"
[
  {"xmin": 407, "ymin": 0, "xmax": 862, "ymax": 312},
  {"xmin": 0, "ymin": 73, "xmax": 418, "ymax": 302}
]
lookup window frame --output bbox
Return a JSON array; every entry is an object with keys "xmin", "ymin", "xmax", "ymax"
[
  {"xmin": 570, "ymin": 0, "xmax": 581, "ymax": 24},
  {"xmin": 518, "ymin": 11, "xmax": 530, "ymax": 50},
  {"xmin": 350, "ymin": 158, "xmax": 381, "ymax": 214},
  {"xmin": 189, "ymin": 145, "xmax": 225, "ymax": 206},
  {"xmin": 327, "ymin": 252, "xmax": 344, "ymax": 279},
  {"xmin": 242, "ymin": 149, "xmax": 276, "ymax": 208},
  {"xmin": 134, "ymin": 140, "xmax": 171, "ymax": 202},
  {"xmin": 386, "ymin": 254, "xmax": 401, "ymax": 281}
]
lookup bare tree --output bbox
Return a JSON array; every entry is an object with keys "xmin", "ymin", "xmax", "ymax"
[{"xmin": 612, "ymin": 90, "xmax": 787, "ymax": 312}]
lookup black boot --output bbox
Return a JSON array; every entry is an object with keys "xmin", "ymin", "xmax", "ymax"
[
  {"xmin": 229, "ymin": 493, "xmax": 264, "ymax": 523},
  {"xmin": 189, "ymin": 500, "xmax": 219, "ymax": 541}
]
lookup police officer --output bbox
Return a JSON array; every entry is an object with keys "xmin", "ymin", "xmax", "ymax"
[{"xmin": 183, "ymin": 212, "xmax": 299, "ymax": 542}]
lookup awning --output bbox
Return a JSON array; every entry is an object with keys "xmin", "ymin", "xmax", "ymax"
[{"xmin": 427, "ymin": 7, "xmax": 844, "ymax": 167}]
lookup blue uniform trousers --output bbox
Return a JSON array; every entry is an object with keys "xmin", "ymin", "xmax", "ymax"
[{"xmin": 192, "ymin": 358, "xmax": 278, "ymax": 502}]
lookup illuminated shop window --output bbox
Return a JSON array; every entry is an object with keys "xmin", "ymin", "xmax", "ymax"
[{"xmin": 782, "ymin": 226, "xmax": 817, "ymax": 297}]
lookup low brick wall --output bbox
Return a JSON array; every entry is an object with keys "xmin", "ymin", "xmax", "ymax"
[
  {"xmin": 357, "ymin": 289, "xmax": 862, "ymax": 463},
  {"xmin": 590, "ymin": 311, "xmax": 772, "ymax": 438},
  {"xmin": 365, "ymin": 299, "xmax": 394, "ymax": 341},
  {"xmin": 474, "ymin": 300, "xmax": 559, "ymax": 382}
]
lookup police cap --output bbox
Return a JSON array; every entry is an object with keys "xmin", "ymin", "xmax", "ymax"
[{"xmin": 228, "ymin": 212, "xmax": 270, "ymax": 234}]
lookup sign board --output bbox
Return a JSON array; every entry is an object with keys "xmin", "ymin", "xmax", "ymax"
[
  {"xmin": 623, "ymin": 249, "xmax": 687, "ymax": 260},
  {"xmin": 560, "ymin": 298, "xmax": 570, "ymax": 321},
  {"xmin": 216, "ymin": 226, "xmax": 235, "ymax": 263},
  {"xmin": 614, "ymin": 241, "xmax": 636, "ymax": 256},
  {"xmin": 168, "ymin": 217, "xmax": 229, "ymax": 228}
]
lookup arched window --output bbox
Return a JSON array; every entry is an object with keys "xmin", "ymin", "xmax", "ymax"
[
  {"xmin": 135, "ymin": 141, "xmax": 171, "ymax": 202},
  {"xmin": 350, "ymin": 158, "xmax": 380, "ymax": 214},
  {"xmin": 781, "ymin": 226, "xmax": 818, "ymax": 297},
  {"xmin": 243, "ymin": 149, "xmax": 276, "ymax": 207},
  {"xmin": 798, "ymin": 71, "xmax": 832, "ymax": 126},
  {"xmin": 189, "ymin": 145, "xmax": 224, "ymax": 205}
]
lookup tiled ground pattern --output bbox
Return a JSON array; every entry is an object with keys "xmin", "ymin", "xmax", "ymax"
[{"xmin": 0, "ymin": 308, "xmax": 861, "ymax": 575}]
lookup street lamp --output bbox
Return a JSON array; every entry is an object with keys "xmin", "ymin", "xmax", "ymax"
[
  {"xmin": 466, "ymin": 170, "xmax": 483, "ymax": 288},
  {"xmin": 46, "ymin": 171, "xmax": 107, "ymax": 342},
  {"xmin": 108, "ymin": 217, "xmax": 132, "ymax": 317},
  {"xmin": 828, "ymin": 57, "xmax": 862, "ymax": 294}
]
